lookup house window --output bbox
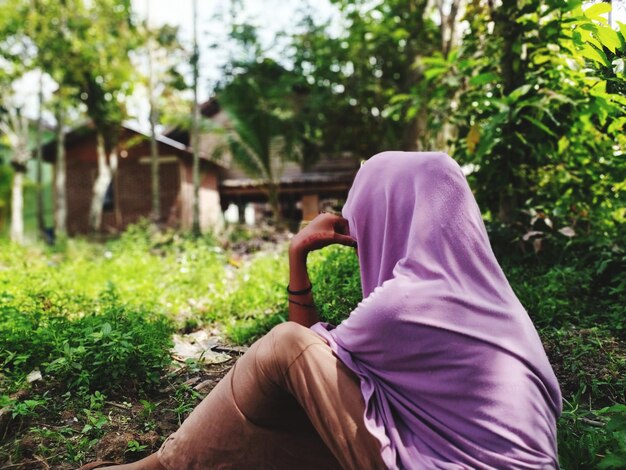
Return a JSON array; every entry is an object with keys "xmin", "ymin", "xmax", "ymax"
[{"xmin": 103, "ymin": 181, "xmax": 114, "ymax": 212}]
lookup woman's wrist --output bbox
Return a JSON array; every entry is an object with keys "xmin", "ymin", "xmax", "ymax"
[{"xmin": 289, "ymin": 241, "xmax": 308, "ymax": 261}]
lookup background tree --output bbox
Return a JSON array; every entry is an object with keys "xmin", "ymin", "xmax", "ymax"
[
  {"xmin": 0, "ymin": 99, "xmax": 31, "ymax": 244},
  {"xmin": 415, "ymin": 0, "xmax": 625, "ymax": 237},
  {"xmin": 287, "ymin": 0, "xmax": 440, "ymax": 163},
  {"xmin": 138, "ymin": 16, "xmax": 187, "ymax": 224},
  {"xmin": 191, "ymin": 0, "xmax": 201, "ymax": 235},
  {"xmin": 60, "ymin": 0, "xmax": 139, "ymax": 232},
  {"xmin": 0, "ymin": 0, "xmax": 36, "ymax": 244},
  {"xmin": 218, "ymin": 59, "xmax": 302, "ymax": 223},
  {"xmin": 27, "ymin": 0, "xmax": 79, "ymax": 240}
]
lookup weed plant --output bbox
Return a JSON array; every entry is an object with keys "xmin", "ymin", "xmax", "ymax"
[
  {"xmin": 308, "ymin": 245, "xmax": 362, "ymax": 325},
  {"xmin": 1, "ymin": 286, "xmax": 172, "ymax": 396}
]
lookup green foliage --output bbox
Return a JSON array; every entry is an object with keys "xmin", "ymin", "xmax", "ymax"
[
  {"xmin": 498, "ymin": 239, "xmax": 625, "ymax": 336},
  {"xmin": 308, "ymin": 245, "xmax": 361, "ymax": 325},
  {"xmin": 0, "ymin": 393, "xmax": 48, "ymax": 419},
  {"xmin": 0, "ymin": 223, "xmax": 291, "ymax": 392},
  {"xmin": 0, "ymin": 286, "xmax": 172, "ymax": 394},
  {"xmin": 559, "ymin": 401, "xmax": 626, "ymax": 469},
  {"xmin": 126, "ymin": 439, "xmax": 147, "ymax": 454},
  {"xmin": 171, "ymin": 383, "xmax": 202, "ymax": 426},
  {"xmin": 288, "ymin": 0, "xmax": 440, "ymax": 159},
  {"xmin": 226, "ymin": 310, "xmax": 285, "ymax": 346},
  {"xmin": 217, "ymin": 58, "xmax": 304, "ymax": 220},
  {"xmin": 418, "ymin": 0, "xmax": 625, "ymax": 249}
]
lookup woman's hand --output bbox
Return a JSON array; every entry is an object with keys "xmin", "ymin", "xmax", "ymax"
[
  {"xmin": 289, "ymin": 212, "xmax": 357, "ymax": 258},
  {"xmin": 287, "ymin": 212, "xmax": 356, "ymax": 327}
]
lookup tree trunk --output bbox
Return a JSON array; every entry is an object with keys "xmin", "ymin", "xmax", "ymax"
[
  {"xmin": 492, "ymin": 0, "xmax": 525, "ymax": 224},
  {"xmin": 36, "ymin": 74, "xmax": 45, "ymax": 234},
  {"xmin": 267, "ymin": 183, "xmax": 282, "ymax": 225},
  {"xmin": 10, "ymin": 170, "xmax": 24, "ymax": 244},
  {"xmin": 147, "ymin": 0, "xmax": 161, "ymax": 223},
  {"xmin": 89, "ymin": 132, "xmax": 113, "ymax": 232},
  {"xmin": 191, "ymin": 0, "xmax": 201, "ymax": 235},
  {"xmin": 149, "ymin": 102, "xmax": 160, "ymax": 223},
  {"xmin": 237, "ymin": 201, "xmax": 246, "ymax": 224},
  {"xmin": 55, "ymin": 109, "xmax": 67, "ymax": 239}
]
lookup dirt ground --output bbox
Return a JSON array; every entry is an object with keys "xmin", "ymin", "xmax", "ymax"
[{"xmin": 1, "ymin": 358, "xmax": 237, "ymax": 469}]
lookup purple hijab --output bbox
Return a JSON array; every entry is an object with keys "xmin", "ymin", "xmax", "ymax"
[{"xmin": 310, "ymin": 152, "xmax": 561, "ymax": 469}]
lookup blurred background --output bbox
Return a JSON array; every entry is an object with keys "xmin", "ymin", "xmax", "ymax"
[{"xmin": 0, "ymin": 0, "xmax": 624, "ymax": 245}]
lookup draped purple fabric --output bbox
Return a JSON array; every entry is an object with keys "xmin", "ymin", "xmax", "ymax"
[{"xmin": 310, "ymin": 151, "xmax": 561, "ymax": 469}]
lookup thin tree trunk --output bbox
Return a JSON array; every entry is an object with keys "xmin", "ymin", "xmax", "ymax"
[
  {"xmin": 147, "ymin": 0, "xmax": 161, "ymax": 223},
  {"xmin": 492, "ymin": 0, "xmax": 525, "ymax": 223},
  {"xmin": 36, "ymin": 73, "xmax": 45, "ymax": 234},
  {"xmin": 238, "ymin": 201, "xmax": 246, "ymax": 224},
  {"xmin": 149, "ymin": 93, "xmax": 160, "ymax": 223},
  {"xmin": 191, "ymin": 0, "xmax": 201, "ymax": 235},
  {"xmin": 10, "ymin": 170, "xmax": 24, "ymax": 244},
  {"xmin": 89, "ymin": 132, "xmax": 113, "ymax": 232},
  {"xmin": 267, "ymin": 183, "xmax": 282, "ymax": 225},
  {"xmin": 54, "ymin": 108, "xmax": 67, "ymax": 239}
]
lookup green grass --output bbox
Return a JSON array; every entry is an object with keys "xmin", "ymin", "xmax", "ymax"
[
  {"xmin": 0, "ymin": 225, "xmax": 624, "ymax": 468},
  {"xmin": 0, "ymin": 225, "xmax": 289, "ymax": 397}
]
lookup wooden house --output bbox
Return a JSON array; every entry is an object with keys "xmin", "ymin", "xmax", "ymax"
[{"xmin": 42, "ymin": 123, "xmax": 224, "ymax": 235}]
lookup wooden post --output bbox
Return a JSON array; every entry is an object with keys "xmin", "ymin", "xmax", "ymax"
[{"xmin": 300, "ymin": 194, "xmax": 319, "ymax": 222}]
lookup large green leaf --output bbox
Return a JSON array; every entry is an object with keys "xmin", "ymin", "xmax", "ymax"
[
  {"xmin": 469, "ymin": 72, "xmax": 499, "ymax": 87},
  {"xmin": 581, "ymin": 43, "xmax": 610, "ymax": 67},
  {"xmin": 508, "ymin": 84, "xmax": 532, "ymax": 101},
  {"xmin": 522, "ymin": 115, "xmax": 558, "ymax": 137},
  {"xmin": 595, "ymin": 25, "xmax": 621, "ymax": 53},
  {"xmin": 584, "ymin": 2, "xmax": 611, "ymax": 22},
  {"xmin": 423, "ymin": 67, "xmax": 447, "ymax": 80},
  {"xmin": 608, "ymin": 117, "xmax": 626, "ymax": 134}
]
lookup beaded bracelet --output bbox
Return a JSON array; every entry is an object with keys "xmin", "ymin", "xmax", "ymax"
[
  {"xmin": 287, "ymin": 283, "xmax": 312, "ymax": 295},
  {"xmin": 288, "ymin": 298, "xmax": 316, "ymax": 308}
]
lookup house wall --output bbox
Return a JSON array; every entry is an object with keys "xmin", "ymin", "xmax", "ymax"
[
  {"xmin": 178, "ymin": 161, "xmax": 223, "ymax": 233},
  {"xmin": 60, "ymin": 131, "xmax": 212, "ymax": 235},
  {"xmin": 114, "ymin": 153, "xmax": 181, "ymax": 228},
  {"xmin": 64, "ymin": 134, "xmax": 98, "ymax": 234}
]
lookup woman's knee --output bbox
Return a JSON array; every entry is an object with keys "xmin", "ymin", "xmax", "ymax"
[
  {"xmin": 269, "ymin": 321, "xmax": 318, "ymax": 349},
  {"xmin": 262, "ymin": 321, "xmax": 324, "ymax": 367}
]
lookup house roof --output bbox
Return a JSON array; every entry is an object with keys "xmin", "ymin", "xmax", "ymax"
[
  {"xmin": 41, "ymin": 121, "xmax": 224, "ymax": 166},
  {"xmin": 163, "ymin": 98, "xmax": 220, "ymax": 145},
  {"xmin": 123, "ymin": 123, "xmax": 190, "ymax": 152},
  {"xmin": 219, "ymin": 156, "xmax": 360, "ymax": 202}
]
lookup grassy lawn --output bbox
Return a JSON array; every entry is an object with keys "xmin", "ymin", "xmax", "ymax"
[{"xmin": 0, "ymin": 224, "xmax": 624, "ymax": 468}]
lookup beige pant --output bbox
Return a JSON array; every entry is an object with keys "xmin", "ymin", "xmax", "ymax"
[{"xmin": 158, "ymin": 322, "xmax": 387, "ymax": 470}]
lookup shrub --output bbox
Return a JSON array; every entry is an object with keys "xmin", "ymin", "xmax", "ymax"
[
  {"xmin": 309, "ymin": 245, "xmax": 361, "ymax": 326},
  {"xmin": 558, "ymin": 402, "xmax": 626, "ymax": 470},
  {"xmin": 0, "ymin": 287, "xmax": 172, "ymax": 395}
]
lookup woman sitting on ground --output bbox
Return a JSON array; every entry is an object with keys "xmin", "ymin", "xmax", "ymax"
[{"xmin": 82, "ymin": 151, "xmax": 562, "ymax": 470}]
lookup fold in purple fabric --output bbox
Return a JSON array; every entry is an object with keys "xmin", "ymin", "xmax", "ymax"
[{"xmin": 310, "ymin": 152, "xmax": 562, "ymax": 469}]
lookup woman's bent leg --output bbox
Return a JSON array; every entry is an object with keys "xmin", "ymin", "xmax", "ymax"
[{"xmin": 157, "ymin": 321, "xmax": 385, "ymax": 470}]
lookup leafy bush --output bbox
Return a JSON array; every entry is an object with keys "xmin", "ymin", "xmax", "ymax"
[
  {"xmin": 309, "ymin": 245, "xmax": 361, "ymax": 325},
  {"xmin": 504, "ymin": 263, "xmax": 593, "ymax": 328},
  {"xmin": 500, "ymin": 250, "xmax": 625, "ymax": 338},
  {"xmin": 0, "ymin": 287, "xmax": 172, "ymax": 395},
  {"xmin": 558, "ymin": 402, "xmax": 626, "ymax": 470}
]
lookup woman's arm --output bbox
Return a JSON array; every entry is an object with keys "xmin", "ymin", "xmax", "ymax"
[
  {"xmin": 287, "ymin": 245, "xmax": 318, "ymax": 327},
  {"xmin": 287, "ymin": 212, "xmax": 357, "ymax": 327}
]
